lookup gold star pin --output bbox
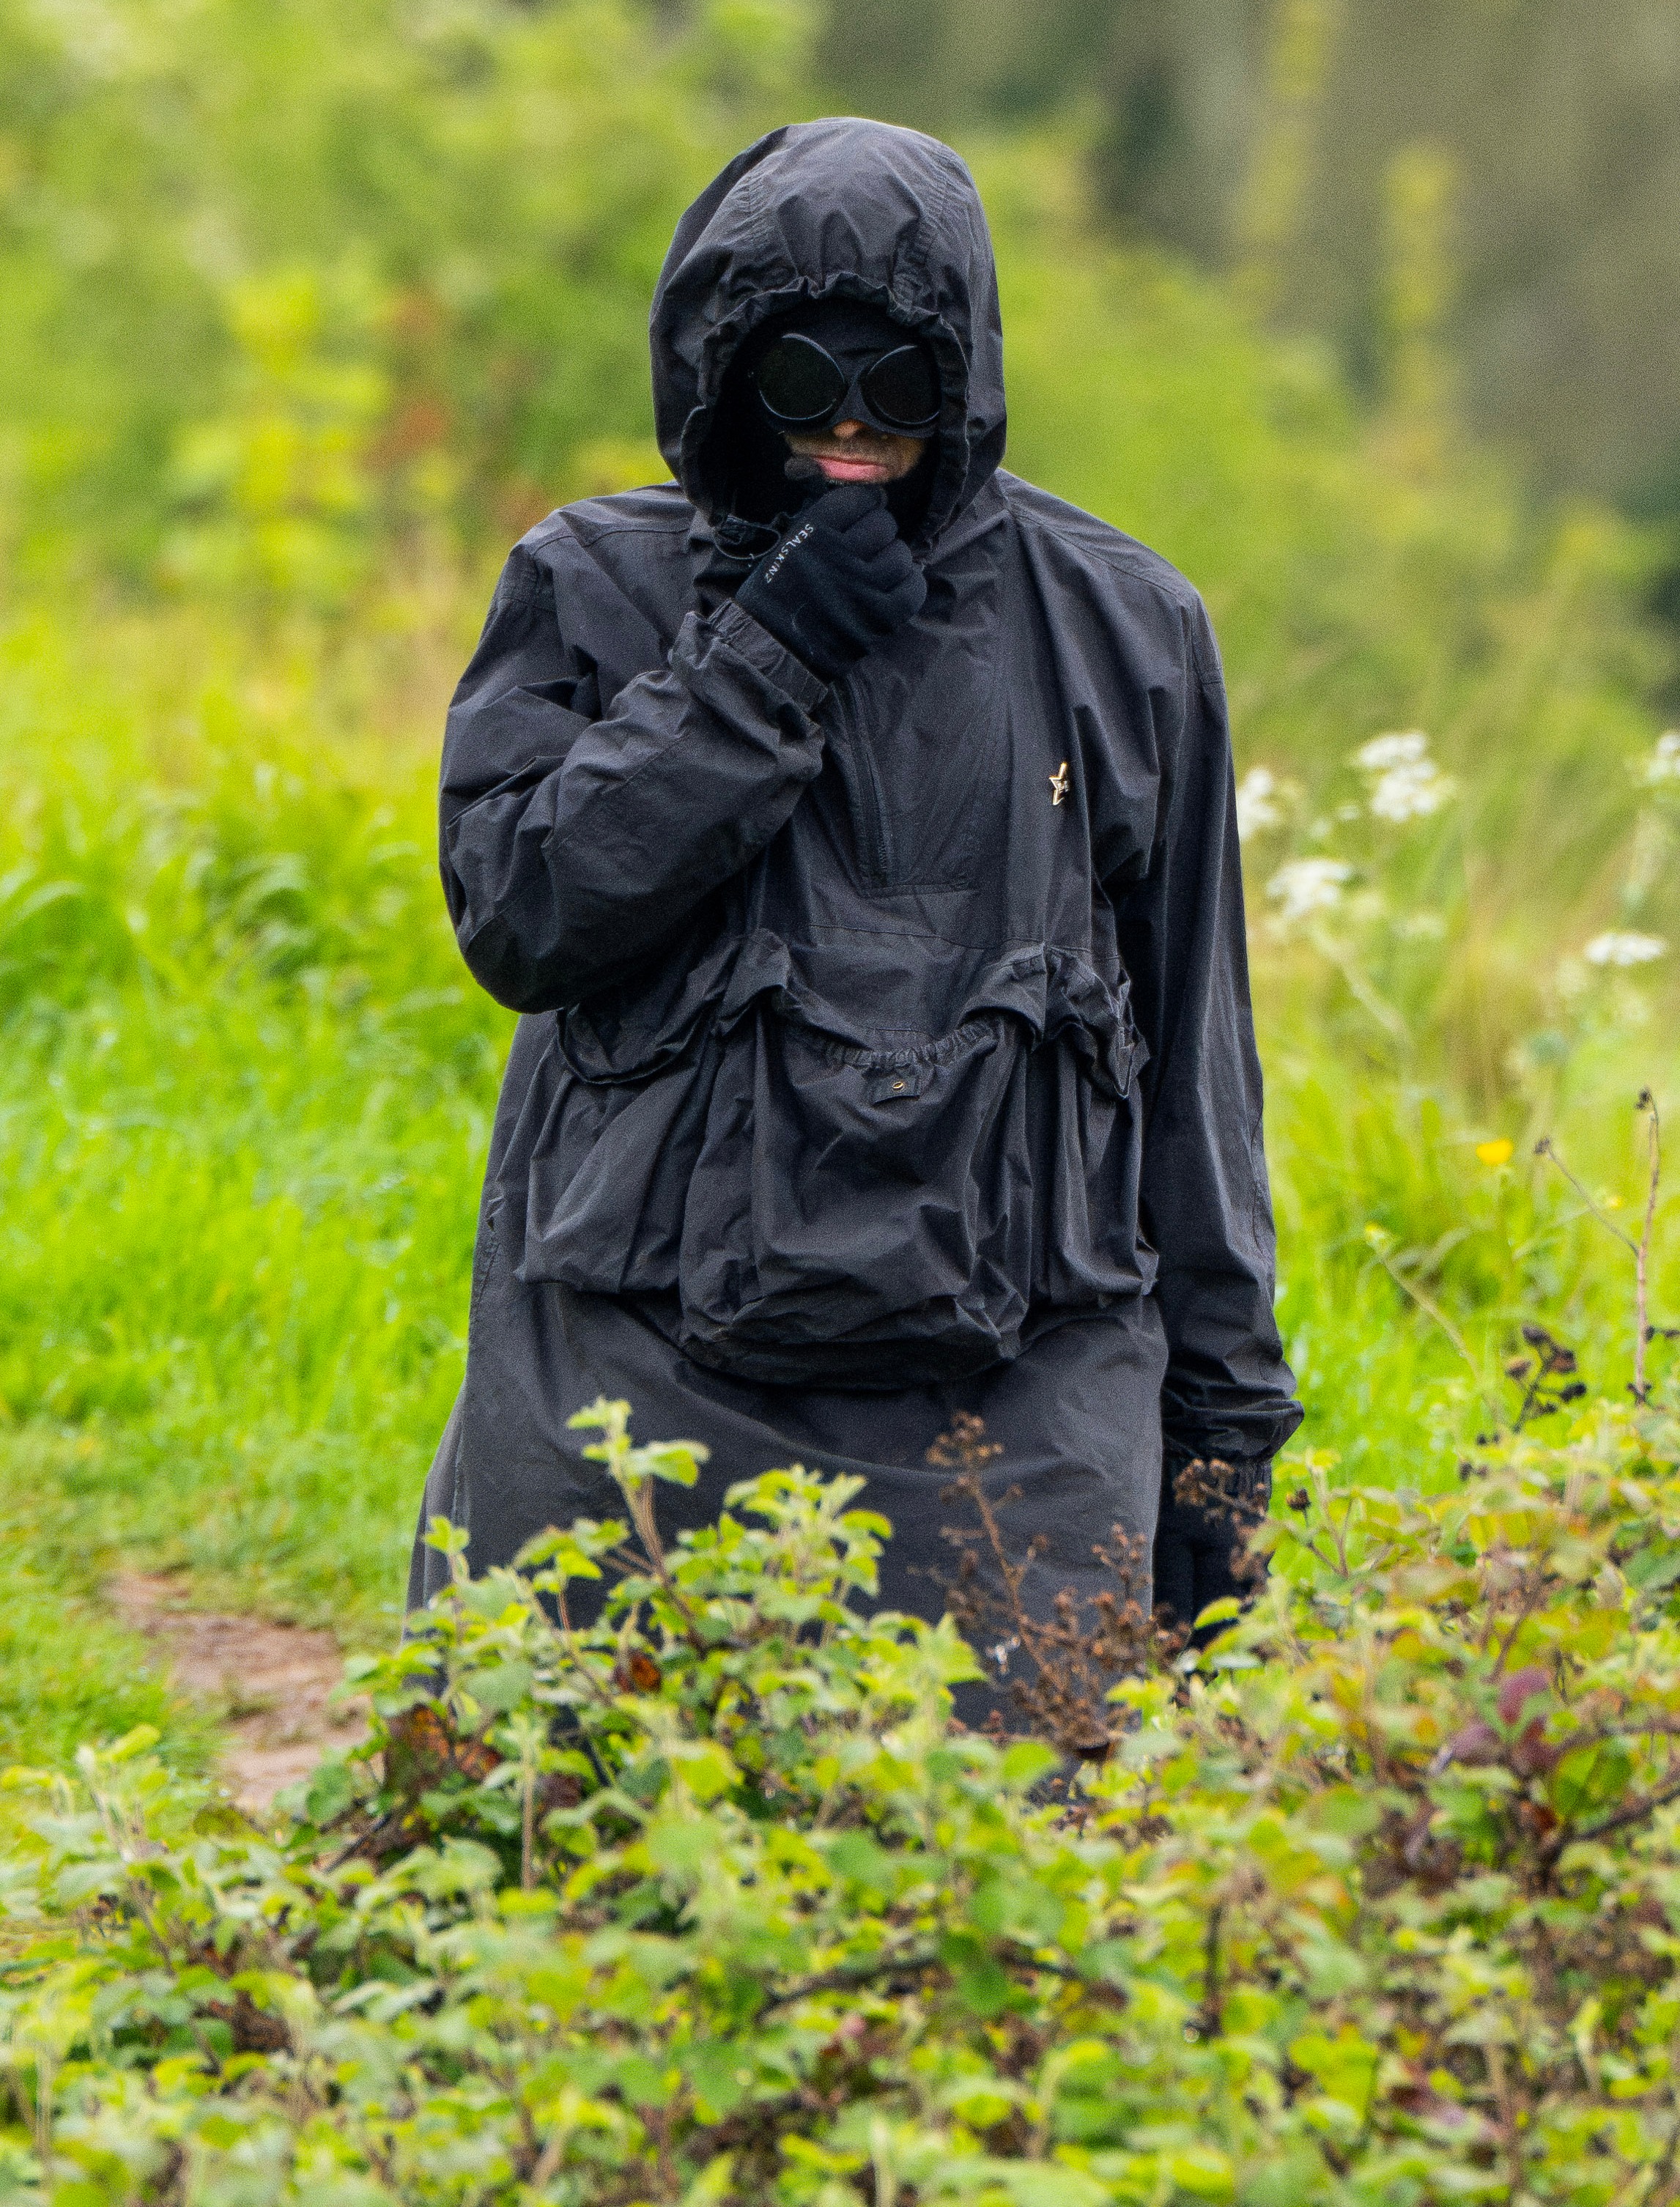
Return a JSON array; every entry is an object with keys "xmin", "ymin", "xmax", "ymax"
[{"xmin": 1049, "ymin": 760, "xmax": 1070, "ymax": 806}]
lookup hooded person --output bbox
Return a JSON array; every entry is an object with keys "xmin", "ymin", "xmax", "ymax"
[{"xmin": 410, "ymin": 117, "xmax": 1303, "ymax": 1655}]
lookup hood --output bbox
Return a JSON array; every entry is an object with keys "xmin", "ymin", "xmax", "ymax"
[{"xmin": 651, "ymin": 118, "xmax": 1007, "ymax": 552}]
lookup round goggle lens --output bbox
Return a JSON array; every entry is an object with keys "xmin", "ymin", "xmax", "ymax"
[
  {"xmin": 859, "ymin": 344, "xmax": 941, "ymax": 430},
  {"xmin": 753, "ymin": 334, "xmax": 848, "ymax": 424}
]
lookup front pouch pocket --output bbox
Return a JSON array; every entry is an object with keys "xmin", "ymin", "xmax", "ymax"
[
  {"xmin": 519, "ymin": 1035, "xmax": 719, "ymax": 1296},
  {"xmin": 676, "ymin": 1008, "xmax": 1038, "ymax": 1386},
  {"xmin": 518, "ymin": 940, "xmax": 1147, "ymax": 1383},
  {"xmin": 516, "ymin": 932, "xmax": 739, "ymax": 1295}
]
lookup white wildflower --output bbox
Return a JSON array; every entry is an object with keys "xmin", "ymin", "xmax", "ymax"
[
  {"xmin": 1583, "ymin": 931, "xmax": 1668, "ymax": 967},
  {"xmin": 1370, "ymin": 764, "xmax": 1454, "ymax": 821},
  {"xmin": 1268, "ymin": 857, "xmax": 1351, "ymax": 923},
  {"xmin": 1235, "ymin": 766, "xmax": 1283, "ymax": 841},
  {"xmin": 1354, "ymin": 729, "xmax": 1455, "ymax": 823},
  {"xmin": 1645, "ymin": 732, "xmax": 1680, "ymax": 784},
  {"xmin": 1355, "ymin": 731, "xmax": 1430, "ymax": 772}
]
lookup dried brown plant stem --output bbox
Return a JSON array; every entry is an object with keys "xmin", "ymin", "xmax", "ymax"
[
  {"xmin": 930, "ymin": 1416, "xmax": 1162, "ymax": 1758},
  {"xmin": 616, "ymin": 1475, "xmax": 710, "ymax": 1648},
  {"xmin": 1535, "ymin": 1090, "xmax": 1662, "ymax": 1405},
  {"xmin": 1637, "ymin": 1091, "xmax": 1662, "ymax": 1407}
]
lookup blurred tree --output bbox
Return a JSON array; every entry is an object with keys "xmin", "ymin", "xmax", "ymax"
[
  {"xmin": 1270, "ymin": 0, "xmax": 1680, "ymax": 504},
  {"xmin": 815, "ymin": 0, "xmax": 1112, "ymax": 134},
  {"xmin": 1229, "ymin": 0, "xmax": 1342, "ymax": 323},
  {"xmin": 1377, "ymin": 141, "xmax": 1460, "ymax": 475},
  {"xmin": 0, "ymin": 0, "xmax": 812, "ymax": 597},
  {"xmin": 822, "ymin": 0, "xmax": 1680, "ymax": 516}
]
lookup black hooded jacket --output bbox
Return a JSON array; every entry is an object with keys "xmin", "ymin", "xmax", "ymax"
[{"xmin": 437, "ymin": 118, "xmax": 1300, "ymax": 1475}]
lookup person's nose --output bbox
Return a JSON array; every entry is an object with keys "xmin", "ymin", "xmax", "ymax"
[{"xmin": 831, "ymin": 417, "xmax": 865, "ymax": 440}]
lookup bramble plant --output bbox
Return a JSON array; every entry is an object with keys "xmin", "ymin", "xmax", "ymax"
[{"xmin": 8, "ymin": 1389, "xmax": 1680, "ymax": 2203}]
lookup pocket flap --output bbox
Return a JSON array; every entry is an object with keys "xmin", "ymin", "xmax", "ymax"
[{"xmin": 866, "ymin": 1066, "xmax": 926, "ymax": 1103}]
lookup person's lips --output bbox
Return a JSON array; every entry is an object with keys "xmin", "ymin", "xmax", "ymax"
[{"xmin": 812, "ymin": 453, "xmax": 891, "ymax": 482}]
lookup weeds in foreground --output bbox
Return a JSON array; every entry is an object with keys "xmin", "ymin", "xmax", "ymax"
[
  {"xmin": 8, "ymin": 1392, "xmax": 1680, "ymax": 2200},
  {"xmin": 1361, "ymin": 1087, "xmax": 1678, "ymax": 1435},
  {"xmin": 934, "ymin": 1094, "xmax": 1680, "ymax": 1776}
]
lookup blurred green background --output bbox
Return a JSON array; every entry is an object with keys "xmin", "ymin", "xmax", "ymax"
[{"xmin": 2, "ymin": 0, "xmax": 1677, "ymax": 1767}]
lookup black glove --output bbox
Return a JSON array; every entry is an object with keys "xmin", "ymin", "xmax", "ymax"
[
  {"xmin": 1152, "ymin": 1454, "xmax": 1272, "ymax": 1646},
  {"xmin": 734, "ymin": 484, "xmax": 926, "ymax": 683}
]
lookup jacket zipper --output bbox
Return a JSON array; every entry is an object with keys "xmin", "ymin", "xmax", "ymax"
[{"xmin": 829, "ymin": 679, "xmax": 890, "ymax": 887}]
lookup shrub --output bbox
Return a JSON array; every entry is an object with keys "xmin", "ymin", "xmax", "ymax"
[{"xmin": 6, "ymin": 1394, "xmax": 1680, "ymax": 2203}]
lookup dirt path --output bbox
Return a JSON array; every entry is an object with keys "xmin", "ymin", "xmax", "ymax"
[{"xmin": 111, "ymin": 1573, "xmax": 367, "ymax": 1815}]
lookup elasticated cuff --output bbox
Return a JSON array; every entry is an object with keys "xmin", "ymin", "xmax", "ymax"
[{"xmin": 708, "ymin": 596, "xmax": 832, "ymax": 713}]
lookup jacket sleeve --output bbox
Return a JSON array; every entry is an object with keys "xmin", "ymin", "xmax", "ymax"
[
  {"xmin": 439, "ymin": 536, "xmax": 830, "ymax": 1012},
  {"xmin": 1111, "ymin": 597, "xmax": 1303, "ymax": 1467}
]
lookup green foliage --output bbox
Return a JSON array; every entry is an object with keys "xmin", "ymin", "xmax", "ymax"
[
  {"xmin": 10, "ymin": 1399, "xmax": 1680, "ymax": 2201},
  {"xmin": 0, "ymin": 618, "xmax": 500, "ymax": 1654},
  {"xmin": 0, "ymin": 0, "xmax": 810, "ymax": 589}
]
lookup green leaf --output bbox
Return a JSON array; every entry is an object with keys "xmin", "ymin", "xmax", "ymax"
[
  {"xmin": 678, "ymin": 2151, "xmax": 739, "ymax": 2205},
  {"xmin": 1193, "ymin": 1597, "xmax": 1242, "ymax": 1629},
  {"xmin": 646, "ymin": 1811, "xmax": 717, "ymax": 1877},
  {"xmin": 1165, "ymin": 2146, "xmax": 1237, "ymax": 2200},
  {"xmin": 1001, "ymin": 1740, "xmax": 1060, "ymax": 1789},
  {"xmin": 828, "ymin": 1831, "xmax": 896, "ymax": 1892},
  {"xmin": 463, "ymin": 1659, "xmax": 533, "ymax": 1714},
  {"xmin": 106, "ymin": 1724, "xmax": 163, "ymax": 1762},
  {"xmin": 302, "ymin": 1756, "xmax": 355, "ymax": 1825},
  {"xmin": 639, "ymin": 1441, "xmax": 707, "ymax": 1487},
  {"xmin": 941, "ymin": 1932, "xmax": 1013, "ymax": 2017},
  {"xmin": 667, "ymin": 1740, "xmax": 738, "ymax": 1802}
]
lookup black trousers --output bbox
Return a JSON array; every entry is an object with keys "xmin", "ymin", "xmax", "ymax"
[
  {"xmin": 1150, "ymin": 1453, "xmax": 1271, "ymax": 1644},
  {"xmin": 407, "ymin": 1228, "xmax": 1267, "ymax": 1685},
  {"xmin": 407, "ymin": 1216, "xmax": 1170, "ymax": 1630}
]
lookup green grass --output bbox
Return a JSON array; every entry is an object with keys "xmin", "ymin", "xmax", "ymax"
[
  {"xmin": 0, "ymin": 620, "xmax": 511, "ymax": 1767},
  {"xmin": 0, "ymin": 980, "xmax": 488, "ymax": 1617},
  {"xmin": 0, "ymin": 1427, "xmax": 218, "ymax": 1772}
]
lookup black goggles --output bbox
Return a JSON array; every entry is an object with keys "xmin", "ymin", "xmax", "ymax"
[{"xmin": 752, "ymin": 331, "xmax": 941, "ymax": 435}]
